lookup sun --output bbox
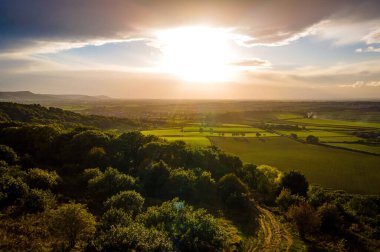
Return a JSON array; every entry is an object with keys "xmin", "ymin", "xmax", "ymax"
[{"xmin": 156, "ymin": 26, "xmax": 235, "ymax": 83}]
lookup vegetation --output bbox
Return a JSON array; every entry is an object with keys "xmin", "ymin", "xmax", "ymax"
[{"xmin": 0, "ymin": 101, "xmax": 379, "ymax": 251}]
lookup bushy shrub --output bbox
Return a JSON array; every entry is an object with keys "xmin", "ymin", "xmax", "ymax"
[
  {"xmin": 104, "ymin": 190, "xmax": 144, "ymax": 215},
  {"xmin": 287, "ymin": 202, "xmax": 320, "ymax": 239},
  {"xmin": 23, "ymin": 189, "xmax": 56, "ymax": 213},
  {"xmin": 27, "ymin": 168, "xmax": 60, "ymax": 190},
  {"xmin": 276, "ymin": 188, "xmax": 305, "ymax": 211},
  {"xmin": 0, "ymin": 145, "xmax": 18, "ymax": 164}
]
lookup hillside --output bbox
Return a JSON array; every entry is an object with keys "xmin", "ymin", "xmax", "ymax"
[
  {"xmin": 0, "ymin": 91, "xmax": 111, "ymax": 103},
  {"xmin": 0, "ymin": 102, "xmax": 138, "ymax": 130}
]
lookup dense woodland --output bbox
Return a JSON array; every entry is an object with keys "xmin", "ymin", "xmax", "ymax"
[{"xmin": 0, "ymin": 102, "xmax": 379, "ymax": 251}]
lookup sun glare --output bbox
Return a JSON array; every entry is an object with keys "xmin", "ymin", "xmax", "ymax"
[{"xmin": 156, "ymin": 26, "xmax": 235, "ymax": 83}]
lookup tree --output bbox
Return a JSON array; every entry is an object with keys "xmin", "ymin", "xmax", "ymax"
[
  {"xmin": 88, "ymin": 167, "xmax": 136, "ymax": 201},
  {"xmin": 287, "ymin": 202, "xmax": 320, "ymax": 239},
  {"xmin": 104, "ymin": 190, "xmax": 144, "ymax": 215},
  {"xmin": 23, "ymin": 189, "xmax": 56, "ymax": 213},
  {"xmin": 0, "ymin": 145, "xmax": 18, "ymax": 164},
  {"xmin": 27, "ymin": 168, "xmax": 60, "ymax": 190},
  {"xmin": 317, "ymin": 203, "xmax": 342, "ymax": 233},
  {"xmin": 306, "ymin": 135, "xmax": 319, "ymax": 144},
  {"xmin": 138, "ymin": 199, "xmax": 237, "ymax": 251},
  {"xmin": 137, "ymin": 160, "xmax": 170, "ymax": 197},
  {"xmin": 0, "ymin": 173, "xmax": 29, "ymax": 209},
  {"xmin": 255, "ymin": 165, "xmax": 283, "ymax": 201},
  {"xmin": 48, "ymin": 203, "xmax": 96, "ymax": 251},
  {"xmin": 280, "ymin": 171, "xmax": 309, "ymax": 196},
  {"xmin": 98, "ymin": 208, "xmax": 132, "ymax": 231},
  {"xmin": 92, "ymin": 223, "xmax": 173, "ymax": 251},
  {"xmin": 276, "ymin": 188, "xmax": 304, "ymax": 211},
  {"xmin": 290, "ymin": 133, "xmax": 298, "ymax": 139},
  {"xmin": 217, "ymin": 173, "xmax": 250, "ymax": 210},
  {"xmin": 165, "ymin": 168, "xmax": 196, "ymax": 200}
]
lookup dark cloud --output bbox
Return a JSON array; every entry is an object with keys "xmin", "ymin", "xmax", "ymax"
[{"xmin": 1, "ymin": 0, "xmax": 380, "ymax": 53}]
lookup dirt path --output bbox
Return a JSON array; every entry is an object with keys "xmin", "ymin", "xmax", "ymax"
[{"xmin": 248, "ymin": 206, "xmax": 294, "ymax": 252}]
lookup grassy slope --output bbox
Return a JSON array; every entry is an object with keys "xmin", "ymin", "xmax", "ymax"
[{"xmin": 210, "ymin": 136, "xmax": 380, "ymax": 194}]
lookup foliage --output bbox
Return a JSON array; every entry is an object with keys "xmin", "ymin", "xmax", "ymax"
[
  {"xmin": 280, "ymin": 171, "xmax": 309, "ymax": 196},
  {"xmin": 217, "ymin": 173, "xmax": 250, "ymax": 210},
  {"xmin": 276, "ymin": 188, "xmax": 305, "ymax": 211},
  {"xmin": 88, "ymin": 167, "xmax": 136, "ymax": 201},
  {"xmin": 287, "ymin": 202, "xmax": 321, "ymax": 239},
  {"xmin": 165, "ymin": 168, "xmax": 197, "ymax": 200},
  {"xmin": 137, "ymin": 160, "xmax": 171, "ymax": 197},
  {"xmin": 306, "ymin": 135, "xmax": 319, "ymax": 144},
  {"xmin": 255, "ymin": 165, "xmax": 282, "ymax": 199},
  {"xmin": 27, "ymin": 168, "xmax": 60, "ymax": 190},
  {"xmin": 0, "ymin": 172, "xmax": 29, "ymax": 209},
  {"xmin": 48, "ymin": 203, "xmax": 96, "ymax": 250},
  {"xmin": 104, "ymin": 190, "xmax": 144, "ymax": 215},
  {"xmin": 0, "ymin": 144, "xmax": 18, "ymax": 164},
  {"xmin": 98, "ymin": 208, "xmax": 133, "ymax": 231},
  {"xmin": 23, "ymin": 189, "xmax": 56, "ymax": 213},
  {"xmin": 138, "ymin": 199, "xmax": 237, "ymax": 251},
  {"xmin": 317, "ymin": 203, "xmax": 342, "ymax": 233},
  {"xmin": 91, "ymin": 223, "xmax": 173, "ymax": 252}
]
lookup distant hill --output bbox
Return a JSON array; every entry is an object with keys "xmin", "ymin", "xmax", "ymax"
[
  {"xmin": 0, "ymin": 102, "xmax": 138, "ymax": 130},
  {"xmin": 0, "ymin": 91, "xmax": 111, "ymax": 103}
]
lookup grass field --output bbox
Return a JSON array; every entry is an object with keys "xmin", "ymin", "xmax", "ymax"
[
  {"xmin": 325, "ymin": 143, "xmax": 380, "ymax": 155},
  {"xmin": 286, "ymin": 118, "xmax": 380, "ymax": 129},
  {"xmin": 162, "ymin": 136, "xmax": 211, "ymax": 147},
  {"xmin": 276, "ymin": 130, "xmax": 362, "ymax": 142},
  {"xmin": 209, "ymin": 136, "xmax": 380, "ymax": 195}
]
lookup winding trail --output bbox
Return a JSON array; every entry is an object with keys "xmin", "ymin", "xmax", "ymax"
[{"xmin": 248, "ymin": 206, "xmax": 294, "ymax": 252}]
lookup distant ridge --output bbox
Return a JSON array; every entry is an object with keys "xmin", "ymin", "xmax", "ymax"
[{"xmin": 0, "ymin": 91, "xmax": 112, "ymax": 103}]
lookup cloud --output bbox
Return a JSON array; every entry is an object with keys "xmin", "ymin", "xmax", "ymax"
[
  {"xmin": 1, "ymin": 0, "xmax": 380, "ymax": 54},
  {"xmin": 356, "ymin": 46, "xmax": 380, "ymax": 53},
  {"xmin": 339, "ymin": 80, "xmax": 380, "ymax": 88},
  {"xmin": 230, "ymin": 58, "xmax": 270, "ymax": 68}
]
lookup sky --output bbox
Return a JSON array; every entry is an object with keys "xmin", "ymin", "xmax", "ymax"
[{"xmin": 1, "ymin": 0, "xmax": 380, "ymax": 100}]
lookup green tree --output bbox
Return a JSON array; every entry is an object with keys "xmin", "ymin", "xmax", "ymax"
[
  {"xmin": 27, "ymin": 168, "xmax": 60, "ymax": 190},
  {"xmin": 306, "ymin": 135, "xmax": 319, "ymax": 144},
  {"xmin": 98, "ymin": 208, "xmax": 132, "ymax": 231},
  {"xmin": 23, "ymin": 189, "xmax": 56, "ymax": 213},
  {"xmin": 0, "ymin": 145, "xmax": 18, "ymax": 164},
  {"xmin": 48, "ymin": 203, "xmax": 96, "ymax": 251},
  {"xmin": 0, "ymin": 173, "xmax": 29, "ymax": 209},
  {"xmin": 138, "ymin": 160, "xmax": 170, "ymax": 197},
  {"xmin": 88, "ymin": 167, "xmax": 136, "ymax": 201},
  {"xmin": 165, "ymin": 168, "xmax": 196, "ymax": 200},
  {"xmin": 276, "ymin": 188, "xmax": 305, "ymax": 211},
  {"xmin": 280, "ymin": 171, "xmax": 309, "ymax": 196},
  {"xmin": 138, "ymin": 199, "xmax": 237, "ymax": 251},
  {"xmin": 217, "ymin": 173, "xmax": 250, "ymax": 210},
  {"xmin": 92, "ymin": 223, "xmax": 173, "ymax": 251},
  {"xmin": 104, "ymin": 190, "xmax": 144, "ymax": 215}
]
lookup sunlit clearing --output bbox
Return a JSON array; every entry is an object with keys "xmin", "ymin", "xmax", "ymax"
[{"xmin": 156, "ymin": 26, "xmax": 235, "ymax": 83}]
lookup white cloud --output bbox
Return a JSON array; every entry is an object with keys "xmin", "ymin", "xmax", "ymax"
[
  {"xmin": 340, "ymin": 80, "xmax": 380, "ymax": 88},
  {"xmin": 356, "ymin": 46, "xmax": 380, "ymax": 53}
]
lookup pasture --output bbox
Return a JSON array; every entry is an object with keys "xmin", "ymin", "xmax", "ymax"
[{"xmin": 209, "ymin": 136, "xmax": 380, "ymax": 195}]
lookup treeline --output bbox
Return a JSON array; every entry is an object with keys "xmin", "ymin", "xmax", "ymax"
[
  {"xmin": 0, "ymin": 115, "xmax": 379, "ymax": 250},
  {"xmin": 0, "ymin": 102, "xmax": 139, "ymax": 130}
]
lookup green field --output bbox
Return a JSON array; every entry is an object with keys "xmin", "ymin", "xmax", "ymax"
[
  {"xmin": 325, "ymin": 143, "xmax": 380, "ymax": 155},
  {"xmin": 141, "ymin": 127, "xmax": 279, "ymax": 147},
  {"xmin": 276, "ymin": 130, "xmax": 363, "ymax": 142},
  {"xmin": 209, "ymin": 136, "xmax": 380, "ymax": 195},
  {"xmin": 162, "ymin": 136, "xmax": 211, "ymax": 147},
  {"xmin": 286, "ymin": 118, "xmax": 380, "ymax": 129},
  {"xmin": 183, "ymin": 126, "xmax": 266, "ymax": 133}
]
